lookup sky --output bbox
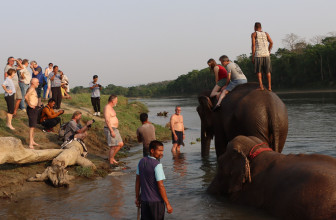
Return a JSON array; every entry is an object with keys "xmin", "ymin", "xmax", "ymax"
[{"xmin": 1, "ymin": 0, "xmax": 335, "ymax": 88}]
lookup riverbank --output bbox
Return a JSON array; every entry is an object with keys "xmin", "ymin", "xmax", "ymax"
[{"xmin": 0, "ymin": 94, "xmax": 170, "ymax": 199}]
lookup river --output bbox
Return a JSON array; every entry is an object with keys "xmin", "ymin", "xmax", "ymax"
[{"xmin": 0, "ymin": 92, "xmax": 336, "ymax": 220}]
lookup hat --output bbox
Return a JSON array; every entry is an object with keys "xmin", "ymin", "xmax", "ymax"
[{"xmin": 93, "ymin": 75, "xmax": 98, "ymax": 79}]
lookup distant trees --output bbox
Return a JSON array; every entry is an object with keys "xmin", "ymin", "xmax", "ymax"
[{"xmin": 71, "ymin": 33, "xmax": 336, "ymax": 97}]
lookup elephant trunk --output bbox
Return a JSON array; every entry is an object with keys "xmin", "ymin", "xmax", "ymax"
[{"xmin": 201, "ymin": 126, "xmax": 212, "ymax": 157}]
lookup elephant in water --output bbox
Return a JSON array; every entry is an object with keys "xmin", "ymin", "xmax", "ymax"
[
  {"xmin": 208, "ymin": 135, "xmax": 336, "ymax": 220},
  {"xmin": 197, "ymin": 82, "xmax": 288, "ymax": 158}
]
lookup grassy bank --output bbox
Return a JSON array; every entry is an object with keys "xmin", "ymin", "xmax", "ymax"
[{"xmin": 0, "ymin": 93, "xmax": 170, "ymax": 198}]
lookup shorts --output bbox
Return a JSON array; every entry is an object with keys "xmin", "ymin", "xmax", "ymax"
[
  {"xmin": 141, "ymin": 201, "xmax": 165, "ymax": 220},
  {"xmin": 255, "ymin": 56, "xmax": 272, "ymax": 74},
  {"xmin": 216, "ymin": 78, "xmax": 227, "ymax": 87},
  {"xmin": 36, "ymin": 84, "xmax": 42, "ymax": 98},
  {"xmin": 104, "ymin": 127, "xmax": 123, "ymax": 146},
  {"xmin": 14, "ymin": 84, "xmax": 22, "ymax": 100},
  {"xmin": 27, "ymin": 106, "xmax": 38, "ymax": 127},
  {"xmin": 226, "ymin": 79, "xmax": 247, "ymax": 91},
  {"xmin": 172, "ymin": 130, "xmax": 184, "ymax": 145},
  {"xmin": 5, "ymin": 94, "xmax": 15, "ymax": 114}
]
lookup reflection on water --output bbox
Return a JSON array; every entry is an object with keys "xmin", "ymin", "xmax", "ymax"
[{"xmin": 0, "ymin": 93, "xmax": 335, "ymax": 219}]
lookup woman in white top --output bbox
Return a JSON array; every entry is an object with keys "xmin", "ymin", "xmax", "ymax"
[
  {"xmin": 2, "ymin": 69, "xmax": 16, "ymax": 130},
  {"xmin": 44, "ymin": 63, "xmax": 53, "ymax": 99}
]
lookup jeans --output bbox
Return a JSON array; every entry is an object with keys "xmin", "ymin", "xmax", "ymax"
[{"xmin": 19, "ymin": 82, "xmax": 29, "ymax": 109}]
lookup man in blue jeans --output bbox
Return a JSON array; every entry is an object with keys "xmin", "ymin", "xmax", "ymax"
[
  {"xmin": 19, "ymin": 59, "xmax": 31, "ymax": 110},
  {"xmin": 135, "ymin": 140, "xmax": 173, "ymax": 219}
]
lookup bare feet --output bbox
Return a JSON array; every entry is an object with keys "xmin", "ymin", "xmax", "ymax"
[
  {"xmin": 28, "ymin": 145, "xmax": 34, "ymax": 149},
  {"xmin": 268, "ymin": 88, "xmax": 272, "ymax": 91},
  {"xmin": 32, "ymin": 142, "xmax": 39, "ymax": 146},
  {"xmin": 257, "ymin": 87, "xmax": 265, "ymax": 91},
  {"xmin": 6, "ymin": 124, "xmax": 15, "ymax": 130}
]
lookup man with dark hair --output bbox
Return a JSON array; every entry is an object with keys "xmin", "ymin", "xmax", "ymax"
[
  {"xmin": 49, "ymin": 65, "xmax": 63, "ymax": 109},
  {"xmin": 104, "ymin": 94, "xmax": 124, "ymax": 165},
  {"xmin": 40, "ymin": 98, "xmax": 64, "ymax": 132},
  {"xmin": 213, "ymin": 55, "xmax": 247, "ymax": 111},
  {"xmin": 30, "ymin": 61, "xmax": 44, "ymax": 106},
  {"xmin": 137, "ymin": 113, "xmax": 156, "ymax": 156},
  {"xmin": 135, "ymin": 140, "xmax": 173, "ymax": 219},
  {"xmin": 89, "ymin": 75, "xmax": 102, "ymax": 116},
  {"xmin": 251, "ymin": 22, "xmax": 273, "ymax": 91}
]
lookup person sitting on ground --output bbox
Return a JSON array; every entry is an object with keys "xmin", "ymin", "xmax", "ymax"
[
  {"xmin": 64, "ymin": 111, "xmax": 94, "ymax": 141},
  {"xmin": 89, "ymin": 75, "xmax": 102, "ymax": 116},
  {"xmin": 61, "ymin": 84, "xmax": 71, "ymax": 99},
  {"xmin": 213, "ymin": 55, "xmax": 248, "ymax": 111},
  {"xmin": 137, "ymin": 113, "xmax": 156, "ymax": 157},
  {"xmin": 40, "ymin": 98, "xmax": 64, "ymax": 132},
  {"xmin": 207, "ymin": 58, "xmax": 228, "ymax": 99},
  {"xmin": 2, "ymin": 68, "xmax": 16, "ymax": 130}
]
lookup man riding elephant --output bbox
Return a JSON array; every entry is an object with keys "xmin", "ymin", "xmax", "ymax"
[{"xmin": 197, "ymin": 82, "xmax": 288, "ymax": 158}]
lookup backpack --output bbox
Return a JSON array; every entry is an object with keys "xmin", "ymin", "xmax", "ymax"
[{"xmin": 36, "ymin": 105, "xmax": 45, "ymax": 124}]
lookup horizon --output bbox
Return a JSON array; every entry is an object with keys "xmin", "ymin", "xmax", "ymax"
[{"xmin": 1, "ymin": 0, "xmax": 335, "ymax": 88}]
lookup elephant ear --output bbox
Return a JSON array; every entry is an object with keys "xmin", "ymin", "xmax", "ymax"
[
  {"xmin": 227, "ymin": 148, "xmax": 251, "ymax": 193},
  {"xmin": 198, "ymin": 95, "xmax": 213, "ymax": 111}
]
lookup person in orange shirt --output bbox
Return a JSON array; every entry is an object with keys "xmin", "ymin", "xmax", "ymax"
[{"xmin": 40, "ymin": 98, "xmax": 64, "ymax": 132}]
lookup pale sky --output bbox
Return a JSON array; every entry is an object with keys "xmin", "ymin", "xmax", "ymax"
[{"xmin": 1, "ymin": 0, "xmax": 335, "ymax": 87}]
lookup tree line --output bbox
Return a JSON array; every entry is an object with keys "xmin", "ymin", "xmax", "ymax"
[{"xmin": 71, "ymin": 33, "xmax": 336, "ymax": 97}]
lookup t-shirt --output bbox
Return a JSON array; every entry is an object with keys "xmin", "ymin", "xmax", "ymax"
[
  {"xmin": 89, "ymin": 82, "xmax": 101, "ymax": 98},
  {"xmin": 2, "ymin": 77, "xmax": 16, "ymax": 96},
  {"xmin": 19, "ymin": 66, "xmax": 32, "ymax": 84},
  {"xmin": 136, "ymin": 156, "xmax": 166, "ymax": 202},
  {"xmin": 49, "ymin": 72, "xmax": 62, "ymax": 87},
  {"xmin": 4, "ymin": 65, "xmax": 18, "ymax": 84},
  {"xmin": 32, "ymin": 66, "xmax": 44, "ymax": 84},
  {"xmin": 137, "ymin": 123, "xmax": 156, "ymax": 149},
  {"xmin": 64, "ymin": 120, "xmax": 82, "ymax": 141},
  {"xmin": 226, "ymin": 62, "xmax": 247, "ymax": 80}
]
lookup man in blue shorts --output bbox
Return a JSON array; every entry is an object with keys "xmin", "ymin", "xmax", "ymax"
[
  {"xmin": 135, "ymin": 140, "xmax": 173, "ymax": 219},
  {"xmin": 213, "ymin": 55, "xmax": 248, "ymax": 111}
]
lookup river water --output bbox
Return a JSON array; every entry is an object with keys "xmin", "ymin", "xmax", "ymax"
[{"xmin": 1, "ymin": 92, "xmax": 336, "ymax": 220}]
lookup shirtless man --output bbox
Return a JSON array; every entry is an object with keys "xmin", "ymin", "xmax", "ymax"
[
  {"xmin": 170, "ymin": 106, "xmax": 185, "ymax": 153},
  {"xmin": 104, "ymin": 95, "xmax": 124, "ymax": 166},
  {"xmin": 25, "ymin": 78, "xmax": 39, "ymax": 149}
]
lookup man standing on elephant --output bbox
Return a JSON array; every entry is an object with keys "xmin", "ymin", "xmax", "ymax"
[
  {"xmin": 251, "ymin": 22, "xmax": 273, "ymax": 91},
  {"xmin": 213, "ymin": 56, "xmax": 247, "ymax": 111},
  {"xmin": 170, "ymin": 106, "xmax": 185, "ymax": 153}
]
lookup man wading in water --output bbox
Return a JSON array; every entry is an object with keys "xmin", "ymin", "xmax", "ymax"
[
  {"xmin": 170, "ymin": 106, "xmax": 185, "ymax": 153},
  {"xmin": 104, "ymin": 95, "xmax": 124, "ymax": 166},
  {"xmin": 135, "ymin": 140, "xmax": 173, "ymax": 219}
]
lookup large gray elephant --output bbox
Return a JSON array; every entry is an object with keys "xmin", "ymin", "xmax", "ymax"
[
  {"xmin": 208, "ymin": 135, "xmax": 336, "ymax": 220},
  {"xmin": 197, "ymin": 82, "xmax": 288, "ymax": 158}
]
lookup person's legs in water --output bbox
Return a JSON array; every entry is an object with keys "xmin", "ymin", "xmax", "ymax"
[{"xmin": 110, "ymin": 142, "xmax": 123, "ymax": 164}]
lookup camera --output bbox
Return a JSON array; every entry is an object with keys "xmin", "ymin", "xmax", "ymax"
[
  {"xmin": 98, "ymin": 84, "xmax": 102, "ymax": 88},
  {"xmin": 88, "ymin": 119, "xmax": 95, "ymax": 128}
]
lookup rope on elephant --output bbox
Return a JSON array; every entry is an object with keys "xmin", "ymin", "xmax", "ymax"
[{"xmin": 249, "ymin": 142, "xmax": 273, "ymax": 159}]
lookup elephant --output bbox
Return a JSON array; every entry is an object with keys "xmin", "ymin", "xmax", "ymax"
[
  {"xmin": 208, "ymin": 135, "xmax": 336, "ymax": 220},
  {"xmin": 197, "ymin": 82, "xmax": 288, "ymax": 158}
]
